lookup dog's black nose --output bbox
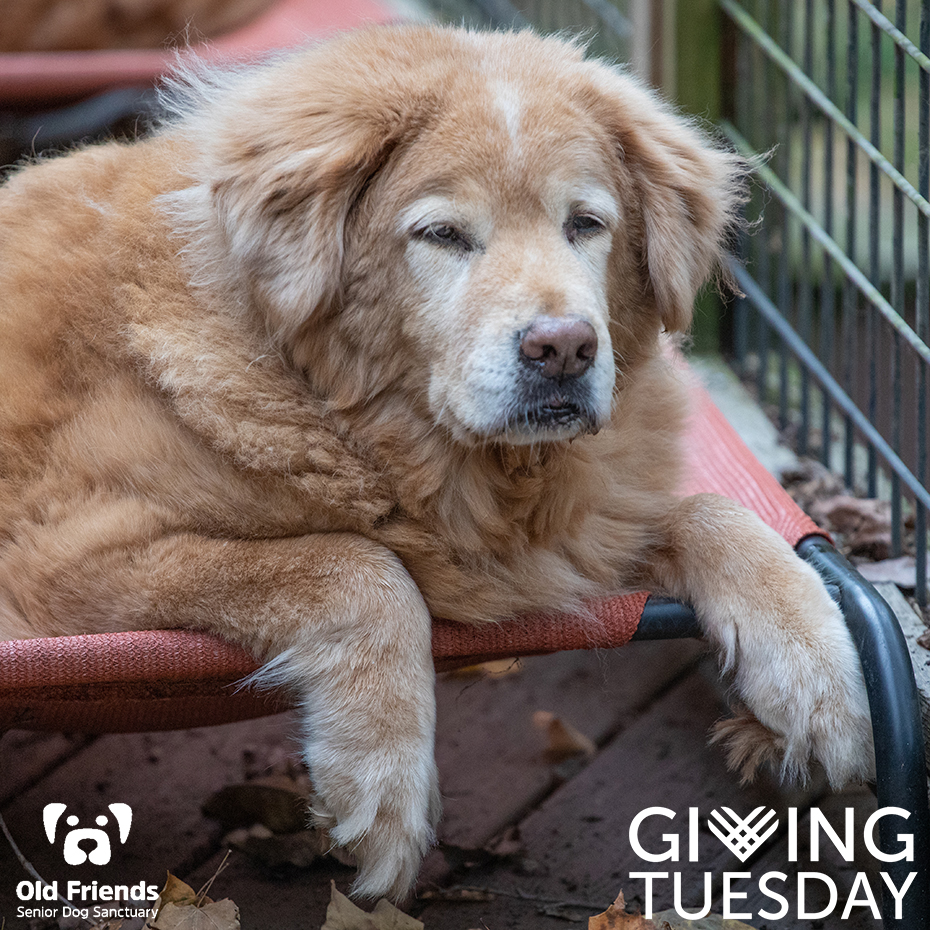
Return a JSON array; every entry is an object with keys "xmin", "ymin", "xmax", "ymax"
[{"xmin": 519, "ymin": 317, "xmax": 597, "ymax": 378}]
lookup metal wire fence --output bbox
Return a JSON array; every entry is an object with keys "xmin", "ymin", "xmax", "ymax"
[
  {"xmin": 419, "ymin": 0, "xmax": 634, "ymax": 58},
  {"xmin": 421, "ymin": 0, "xmax": 930, "ymax": 606},
  {"xmin": 721, "ymin": 0, "xmax": 930, "ymax": 605}
]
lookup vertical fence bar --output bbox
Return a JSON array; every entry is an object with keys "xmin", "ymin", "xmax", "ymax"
[
  {"xmin": 797, "ymin": 0, "xmax": 815, "ymax": 457},
  {"xmin": 867, "ymin": 0, "xmax": 883, "ymax": 497},
  {"xmin": 732, "ymin": 0, "xmax": 752, "ymax": 375},
  {"xmin": 753, "ymin": 0, "xmax": 773, "ymax": 405},
  {"xmin": 821, "ymin": 0, "xmax": 838, "ymax": 469},
  {"xmin": 843, "ymin": 0, "xmax": 860, "ymax": 489},
  {"xmin": 778, "ymin": 3, "xmax": 793, "ymax": 434},
  {"xmin": 890, "ymin": 0, "xmax": 906, "ymax": 557},
  {"xmin": 778, "ymin": 198, "xmax": 791, "ymax": 433},
  {"xmin": 918, "ymin": 0, "xmax": 929, "ymax": 604}
]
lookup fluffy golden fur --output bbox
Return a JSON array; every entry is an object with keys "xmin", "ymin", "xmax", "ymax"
[{"xmin": 0, "ymin": 25, "xmax": 872, "ymax": 899}]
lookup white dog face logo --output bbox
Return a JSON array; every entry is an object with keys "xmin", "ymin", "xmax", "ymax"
[{"xmin": 43, "ymin": 803, "xmax": 132, "ymax": 866}]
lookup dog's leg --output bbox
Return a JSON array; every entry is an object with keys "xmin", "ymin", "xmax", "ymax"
[
  {"xmin": 642, "ymin": 493, "xmax": 874, "ymax": 787},
  {"xmin": 157, "ymin": 533, "xmax": 440, "ymax": 899},
  {"xmin": 3, "ymin": 525, "xmax": 439, "ymax": 899}
]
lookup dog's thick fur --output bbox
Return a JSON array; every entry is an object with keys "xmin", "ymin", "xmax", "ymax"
[{"xmin": 0, "ymin": 25, "xmax": 872, "ymax": 899}]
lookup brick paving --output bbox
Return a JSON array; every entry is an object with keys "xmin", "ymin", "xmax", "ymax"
[{"xmin": 0, "ymin": 642, "xmax": 883, "ymax": 929}]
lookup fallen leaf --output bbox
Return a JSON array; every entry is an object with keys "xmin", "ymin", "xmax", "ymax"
[
  {"xmin": 809, "ymin": 495, "xmax": 892, "ymax": 559},
  {"xmin": 447, "ymin": 658, "xmax": 523, "ymax": 678},
  {"xmin": 588, "ymin": 892, "xmax": 759, "ymax": 930},
  {"xmin": 150, "ymin": 898, "xmax": 240, "ymax": 930},
  {"xmin": 155, "ymin": 874, "xmax": 208, "ymax": 910},
  {"xmin": 533, "ymin": 711, "xmax": 597, "ymax": 761},
  {"xmin": 147, "ymin": 873, "xmax": 239, "ymax": 930},
  {"xmin": 588, "ymin": 891, "xmax": 653, "ymax": 929},
  {"xmin": 918, "ymin": 629, "xmax": 930, "ymax": 650},
  {"xmin": 810, "ymin": 495, "xmax": 890, "ymax": 534},
  {"xmin": 203, "ymin": 782, "xmax": 310, "ymax": 833},
  {"xmin": 228, "ymin": 826, "xmax": 328, "ymax": 871},
  {"xmin": 847, "ymin": 531, "xmax": 893, "ymax": 561},
  {"xmin": 321, "ymin": 882, "xmax": 424, "ymax": 929},
  {"xmin": 781, "ymin": 461, "xmax": 845, "ymax": 510}
]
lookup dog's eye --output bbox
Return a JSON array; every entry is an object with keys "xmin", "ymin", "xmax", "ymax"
[
  {"xmin": 565, "ymin": 213, "xmax": 606, "ymax": 243},
  {"xmin": 417, "ymin": 224, "xmax": 474, "ymax": 253}
]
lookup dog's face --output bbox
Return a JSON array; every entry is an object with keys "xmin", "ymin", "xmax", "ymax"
[
  {"xmin": 345, "ymin": 86, "xmax": 628, "ymax": 445},
  {"xmin": 166, "ymin": 27, "xmax": 744, "ymax": 446}
]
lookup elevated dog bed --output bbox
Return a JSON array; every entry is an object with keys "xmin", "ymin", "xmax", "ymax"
[
  {"xmin": 0, "ymin": 374, "xmax": 822, "ymax": 733},
  {"xmin": 0, "ymin": 366, "xmax": 926, "ymax": 926}
]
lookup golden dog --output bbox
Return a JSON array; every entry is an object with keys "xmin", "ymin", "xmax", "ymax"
[{"xmin": 0, "ymin": 25, "xmax": 872, "ymax": 899}]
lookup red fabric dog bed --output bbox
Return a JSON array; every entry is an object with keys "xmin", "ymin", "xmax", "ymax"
[
  {"xmin": 0, "ymin": 373, "xmax": 824, "ymax": 733},
  {"xmin": 0, "ymin": 0, "xmax": 394, "ymax": 104}
]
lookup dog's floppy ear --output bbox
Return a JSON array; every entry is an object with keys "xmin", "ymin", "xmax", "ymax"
[
  {"xmin": 161, "ymin": 34, "xmax": 433, "ymax": 340},
  {"xmin": 589, "ymin": 68, "xmax": 748, "ymax": 333}
]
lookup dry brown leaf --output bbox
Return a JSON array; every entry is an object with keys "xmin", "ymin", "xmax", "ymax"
[
  {"xmin": 321, "ymin": 882, "xmax": 424, "ymax": 930},
  {"xmin": 533, "ymin": 710, "xmax": 597, "ymax": 761},
  {"xmin": 203, "ymin": 782, "xmax": 310, "ymax": 834},
  {"xmin": 588, "ymin": 891, "xmax": 654, "ymax": 929},
  {"xmin": 150, "ymin": 898, "xmax": 240, "ymax": 930},
  {"xmin": 588, "ymin": 892, "xmax": 759, "ymax": 930},
  {"xmin": 447, "ymin": 658, "xmax": 522, "ymax": 678},
  {"xmin": 147, "ymin": 873, "xmax": 239, "ymax": 930},
  {"xmin": 810, "ymin": 495, "xmax": 891, "ymax": 535},
  {"xmin": 809, "ymin": 495, "xmax": 893, "ymax": 559},
  {"xmin": 155, "ymin": 873, "xmax": 210, "ymax": 911}
]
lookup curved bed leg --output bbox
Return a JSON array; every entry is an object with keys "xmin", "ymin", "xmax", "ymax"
[{"xmin": 799, "ymin": 535, "xmax": 930, "ymax": 930}]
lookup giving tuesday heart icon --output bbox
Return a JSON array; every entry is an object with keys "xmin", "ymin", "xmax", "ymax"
[{"xmin": 707, "ymin": 807, "xmax": 779, "ymax": 862}]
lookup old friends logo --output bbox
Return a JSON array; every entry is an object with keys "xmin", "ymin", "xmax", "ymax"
[
  {"xmin": 44, "ymin": 802, "xmax": 133, "ymax": 865},
  {"xmin": 627, "ymin": 805, "xmax": 916, "ymax": 921},
  {"xmin": 14, "ymin": 802, "xmax": 159, "ymax": 923}
]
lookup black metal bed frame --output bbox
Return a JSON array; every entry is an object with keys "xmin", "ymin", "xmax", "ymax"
[{"xmin": 634, "ymin": 534, "xmax": 930, "ymax": 929}]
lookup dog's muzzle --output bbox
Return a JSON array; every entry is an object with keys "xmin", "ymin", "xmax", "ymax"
[{"xmin": 508, "ymin": 316, "xmax": 601, "ymax": 438}]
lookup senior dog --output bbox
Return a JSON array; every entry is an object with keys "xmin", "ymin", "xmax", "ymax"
[{"xmin": 0, "ymin": 25, "xmax": 872, "ymax": 899}]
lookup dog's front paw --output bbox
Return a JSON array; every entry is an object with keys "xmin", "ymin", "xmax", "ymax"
[
  {"xmin": 652, "ymin": 495, "xmax": 874, "ymax": 789},
  {"xmin": 309, "ymin": 739, "xmax": 441, "ymax": 900},
  {"xmin": 244, "ymin": 542, "xmax": 440, "ymax": 901},
  {"xmin": 719, "ymin": 561, "xmax": 874, "ymax": 787}
]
